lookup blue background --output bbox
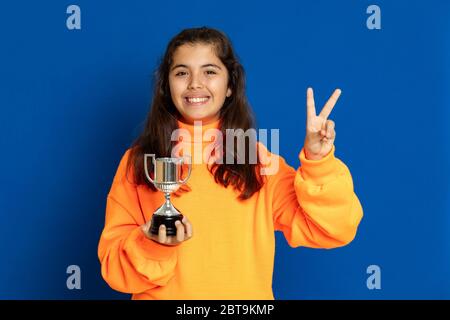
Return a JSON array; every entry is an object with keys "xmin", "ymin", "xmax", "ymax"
[{"xmin": 0, "ymin": 0, "xmax": 449, "ymax": 299}]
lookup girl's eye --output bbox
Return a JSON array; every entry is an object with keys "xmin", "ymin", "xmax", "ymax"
[{"xmin": 175, "ymin": 70, "xmax": 216, "ymax": 76}]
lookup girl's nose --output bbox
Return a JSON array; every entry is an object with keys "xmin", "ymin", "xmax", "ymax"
[{"xmin": 188, "ymin": 73, "xmax": 204, "ymax": 89}]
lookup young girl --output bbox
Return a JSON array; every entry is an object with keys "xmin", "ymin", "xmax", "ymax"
[{"xmin": 97, "ymin": 27, "xmax": 363, "ymax": 300}]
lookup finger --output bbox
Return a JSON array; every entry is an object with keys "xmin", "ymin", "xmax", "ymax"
[
  {"xmin": 158, "ymin": 224, "xmax": 167, "ymax": 243},
  {"xmin": 183, "ymin": 216, "xmax": 193, "ymax": 238},
  {"xmin": 320, "ymin": 120, "xmax": 327, "ymax": 136},
  {"xmin": 326, "ymin": 120, "xmax": 335, "ymax": 139},
  {"xmin": 319, "ymin": 89, "xmax": 341, "ymax": 120},
  {"xmin": 306, "ymin": 87, "xmax": 316, "ymax": 122},
  {"xmin": 141, "ymin": 224, "xmax": 151, "ymax": 240},
  {"xmin": 175, "ymin": 220, "xmax": 185, "ymax": 242}
]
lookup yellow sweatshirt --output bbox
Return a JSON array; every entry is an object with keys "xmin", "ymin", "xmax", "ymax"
[{"xmin": 97, "ymin": 118, "xmax": 363, "ymax": 300}]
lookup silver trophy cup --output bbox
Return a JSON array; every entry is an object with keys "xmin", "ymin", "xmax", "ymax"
[{"xmin": 144, "ymin": 154, "xmax": 192, "ymax": 236}]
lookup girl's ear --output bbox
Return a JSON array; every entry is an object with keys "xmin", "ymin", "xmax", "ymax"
[{"xmin": 226, "ymin": 88, "xmax": 232, "ymax": 97}]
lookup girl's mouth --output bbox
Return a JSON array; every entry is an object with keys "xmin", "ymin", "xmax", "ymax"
[{"xmin": 184, "ymin": 96, "xmax": 210, "ymax": 106}]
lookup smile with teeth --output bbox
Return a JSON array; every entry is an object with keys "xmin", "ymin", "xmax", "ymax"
[{"xmin": 185, "ymin": 96, "xmax": 210, "ymax": 105}]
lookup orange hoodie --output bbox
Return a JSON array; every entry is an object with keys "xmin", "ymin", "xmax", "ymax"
[{"xmin": 97, "ymin": 119, "xmax": 363, "ymax": 300}]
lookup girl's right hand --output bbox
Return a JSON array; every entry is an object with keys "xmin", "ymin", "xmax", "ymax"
[{"xmin": 141, "ymin": 216, "xmax": 193, "ymax": 246}]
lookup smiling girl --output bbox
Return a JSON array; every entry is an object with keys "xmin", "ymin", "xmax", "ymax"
[{"xmin": 98, "ymin": 27, "xmax": 363, "ymax": 300}]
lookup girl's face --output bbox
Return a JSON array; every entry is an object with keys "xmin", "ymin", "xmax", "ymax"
[{"xmin": 169, "ymin": 43, "xmax": 232, "ymax": 124}]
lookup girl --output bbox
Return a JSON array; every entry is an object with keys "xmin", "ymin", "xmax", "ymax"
[{"xmin": 98, "ymin": 27, "xmax": 363, "ymax": 300}]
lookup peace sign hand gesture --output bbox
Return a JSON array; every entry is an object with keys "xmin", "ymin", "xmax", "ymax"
[{"xmin": 304, "ymin": 87, "xmax": 342, "ymax": 161}]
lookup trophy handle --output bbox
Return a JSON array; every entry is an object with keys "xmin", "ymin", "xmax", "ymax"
[
  {"xmin": 144, "ymin": 153, "xmax": 156, "ymax": 184},
  {"xmin": 178, "ymin": 154, "xmax": 192, "ymax": 185}
]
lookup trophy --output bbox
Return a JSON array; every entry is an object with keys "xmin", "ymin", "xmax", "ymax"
[{"xmin": 144, "ymin": 154, "xmax": 192, "ymax": 236}]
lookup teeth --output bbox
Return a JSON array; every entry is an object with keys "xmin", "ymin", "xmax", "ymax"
[{"xmin": 187, "ymin": 97, "xmax": 209, "ymax": 103}]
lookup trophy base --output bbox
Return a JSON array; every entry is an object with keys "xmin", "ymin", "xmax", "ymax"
[{"xmin": 150, "ymin": 214, "xmax": 184, "ymax": 236}]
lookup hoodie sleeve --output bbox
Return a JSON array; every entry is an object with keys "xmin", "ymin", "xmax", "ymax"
[
  {"xmin": 267, "ymin": 145, "xmax": 363, "ymax": 249},
  {"xmin": 97, "ymin": 149, "xmax": 178, "ymax": 294}
]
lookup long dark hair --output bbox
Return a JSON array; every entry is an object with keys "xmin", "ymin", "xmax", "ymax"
[{"xmin": 127, "ymin": 26, "xmax": 265, "ymax": 200}]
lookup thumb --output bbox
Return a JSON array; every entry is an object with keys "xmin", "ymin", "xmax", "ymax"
[{"xmin": 141, "ymin": 221, "xmax": 151, "ymax": 234}]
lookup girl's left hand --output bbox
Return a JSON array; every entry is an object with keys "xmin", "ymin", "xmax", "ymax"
[{"xmin": 303, "ymin": 87, "xmax": 341, "ymax": 160}]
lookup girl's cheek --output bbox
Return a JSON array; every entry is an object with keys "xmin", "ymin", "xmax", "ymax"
[
  {"xmin": 205, "ymin": 78, "xmax": 222, "ymax": 89},
  {"xmin": 172, "ymin": 80, "xmax": 186, "ymax": 92}
]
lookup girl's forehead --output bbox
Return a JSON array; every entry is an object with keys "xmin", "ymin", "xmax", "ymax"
[{"xmin": 172, "ymin": 43, "xmax": 221, "ymax": 64}]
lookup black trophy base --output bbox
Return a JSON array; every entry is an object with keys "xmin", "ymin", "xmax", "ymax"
[{"xmin": 150, "ymin": 214, "xmax": 184, "ymax": 236}]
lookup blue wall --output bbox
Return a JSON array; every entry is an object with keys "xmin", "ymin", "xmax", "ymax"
[{"xmin": 0, "ymin": 0, "xmax": 449, "ymax": 299}]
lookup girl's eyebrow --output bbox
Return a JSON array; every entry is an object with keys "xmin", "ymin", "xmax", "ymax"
[{"xmin": 171, "ymin": 63, "xmax": 222, "ymax": 71}]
